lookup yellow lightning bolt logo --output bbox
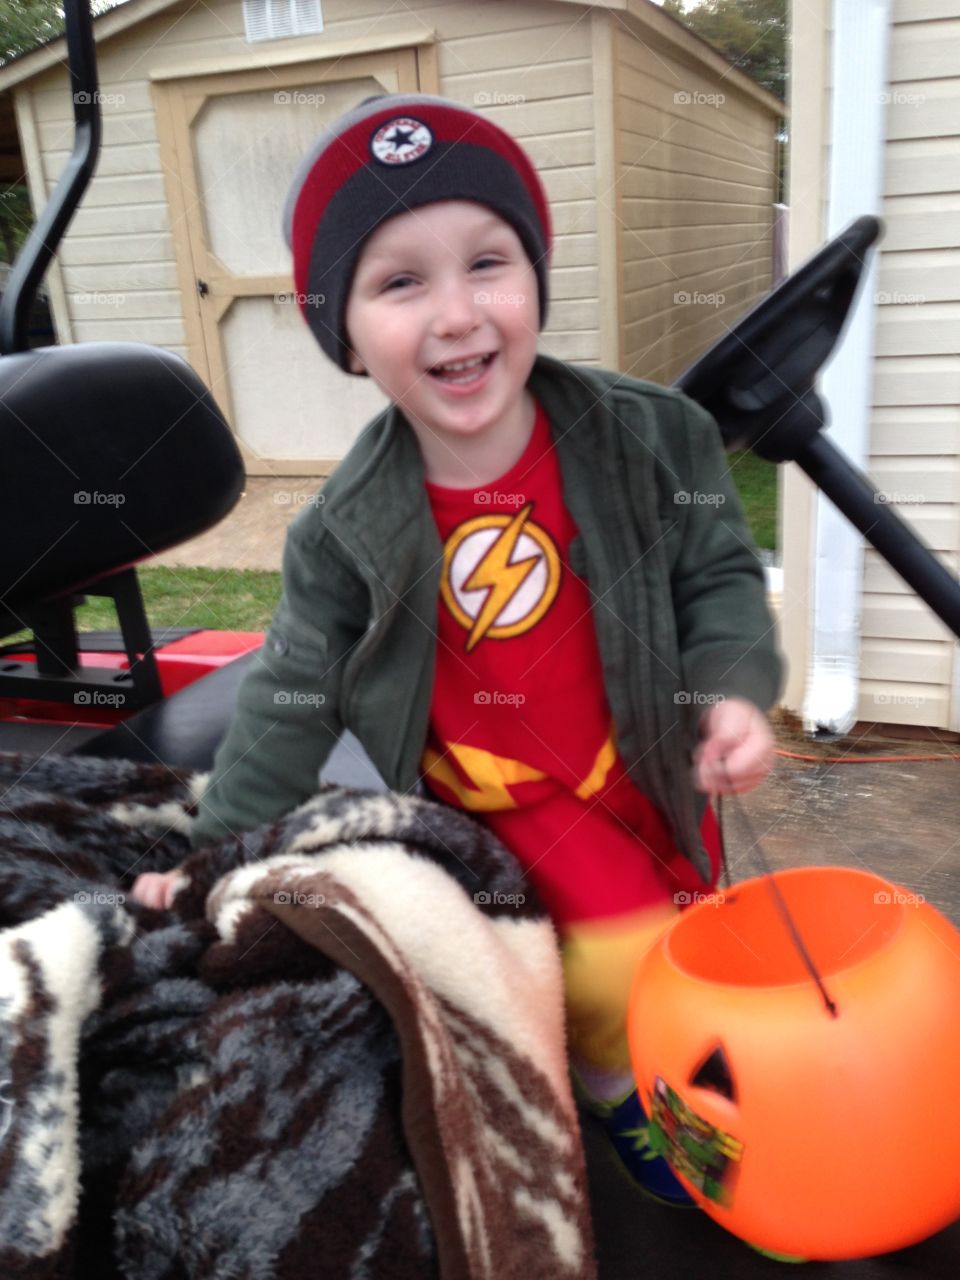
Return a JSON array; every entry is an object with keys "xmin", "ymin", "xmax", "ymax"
[
  {"xmin": 462, "ymin": 504, "xmax": 540, "ymax": 651},
  {"xmin": 439, "ymin": 506, "xmax": 562, "ymax": 648}
]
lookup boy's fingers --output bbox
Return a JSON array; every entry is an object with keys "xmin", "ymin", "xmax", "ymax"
[
  {"xmin": 130, "ymin": 873, "xmax": 154, "ymax": 905},
  {"xmin": 693, "ymin": 737, "xmax": 772, "ymax": 792},
  {"xmin": 714, "ymin": 749, "xmax": 772, "ymax": 792},
  {"xmin": 724, "ymin": 736, "xmax": 772, "ymax": 778},
  {"xmin": 131, "ymin": 871, "xmax": 179, "ymax": 910}
]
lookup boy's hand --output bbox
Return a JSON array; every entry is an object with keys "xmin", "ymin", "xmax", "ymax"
[
  {"xmin": 690, "ymin": 696, "xmax": 774, "ymax": 794},
  {"xmin": 130, "ymin": 870, "xmax": 182, "ymax": 911}
]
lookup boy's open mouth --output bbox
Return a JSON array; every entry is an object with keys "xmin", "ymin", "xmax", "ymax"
[{"xmin": 428, "ymin": 352, "xmax": 496, "ymax": 384}]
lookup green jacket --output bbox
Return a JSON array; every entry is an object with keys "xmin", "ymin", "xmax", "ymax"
[{"xmin": 192, "ymin": 352, "xmax": 784, "ymax": 881}]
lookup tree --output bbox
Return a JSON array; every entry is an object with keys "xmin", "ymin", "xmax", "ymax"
[
  {"xmin": 2, "ymin": 0, "xmax": 69, "ymax": 65},
  {"xmin": 662, "ymin": 0, "xmax": 786, "ymax": 103},
  {"xmin": 1, "ymin": 1, "xmax": 118, "ymax": 262}
]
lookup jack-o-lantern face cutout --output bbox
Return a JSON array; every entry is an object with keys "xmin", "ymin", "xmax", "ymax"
[
  {"xmin": 690, "ymin": 1043, "xmax": 736, "ymax": 1102},
  {"xmin": 628, "ymin": 867, "xmax": 960, "ymax": 1261}
]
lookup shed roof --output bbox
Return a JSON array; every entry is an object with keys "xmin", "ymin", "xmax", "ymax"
[{"xmin": 0, "ymin": 0, "xmax": 784, "ymax": 115}]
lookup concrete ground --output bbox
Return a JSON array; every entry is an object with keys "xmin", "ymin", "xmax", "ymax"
[
  {"xmin": 724, "ymin": 708, "xmax": 960, "ymax": 926},
  {"xmin": 148, "ymin": 476, "xmax": 328, "ymax": 572}
]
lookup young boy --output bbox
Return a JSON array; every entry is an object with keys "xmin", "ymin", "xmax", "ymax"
[{"xmin": 133, "ymin": 93, "xmax": 783, "ymax": 1209}]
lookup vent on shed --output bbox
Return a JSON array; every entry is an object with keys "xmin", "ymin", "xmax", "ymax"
[{"xmin": 243, "ymin": 0, "xmax": 324, "ymax": 44}]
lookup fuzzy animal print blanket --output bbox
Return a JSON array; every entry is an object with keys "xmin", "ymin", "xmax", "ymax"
[{"xmin": 0, "ymin": 751, "xmax": 594, "ymax": 1280}]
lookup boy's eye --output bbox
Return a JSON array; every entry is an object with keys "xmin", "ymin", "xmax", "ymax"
[{"xmin": 381, "ymin": 257, "xmax": 501, "ymax": 291}]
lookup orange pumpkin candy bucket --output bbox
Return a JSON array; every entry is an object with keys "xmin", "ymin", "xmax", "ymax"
[{"xmin": 627, "ymin": 865, "xmax": 960, "ymax": 1261}]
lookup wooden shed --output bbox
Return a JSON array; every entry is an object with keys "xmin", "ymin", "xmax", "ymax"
[
  {"xmin": 0, "ymin": 0, "xmax": 782, "ymax": 475},
  {"xmin": 784, "ymin": 0, "xmax": 960, "ymax": 736}
]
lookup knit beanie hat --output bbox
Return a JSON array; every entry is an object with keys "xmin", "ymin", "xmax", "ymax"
[{"xmin": 281, "ymin": 92, "xmax": 553, "ymax": 374}]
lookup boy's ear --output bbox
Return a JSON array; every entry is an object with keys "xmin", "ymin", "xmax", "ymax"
[{"xmin": 346, "ymin": 347, "xmax": 366, "ymax": 376}]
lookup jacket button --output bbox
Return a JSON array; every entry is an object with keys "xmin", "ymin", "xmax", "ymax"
[{"xmin": 270, "ymin": 633, "xmax": 289, "ymax": 656}]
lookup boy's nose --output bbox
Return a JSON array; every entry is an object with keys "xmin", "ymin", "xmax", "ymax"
[{"xmin": 432, "ymin": 276, "xmax": 485, "ymax": 335}]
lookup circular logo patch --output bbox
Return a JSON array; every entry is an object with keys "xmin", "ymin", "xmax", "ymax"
[
  {"xmin": 440, "ymin": 506, "xmax": 561, "ymax": 652},
  {"xmin": 370, "ymin": 116, "xmax": 433, "ymax": 166}
]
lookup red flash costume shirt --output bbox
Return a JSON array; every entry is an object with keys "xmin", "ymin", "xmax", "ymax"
[{"xmin": 421, "ymin": 397, "xmax": 721, "ymax": 927}]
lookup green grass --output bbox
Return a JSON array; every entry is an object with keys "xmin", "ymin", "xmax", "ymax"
[
  {"xmin": 81, "ymin": 566, "xmax": 282, "ymax": 632},
  {"xmin": 728, "ymin": 450, "xmax": 778, "ymax": 551},
  {"xmin": 4, "ymin": 567, "xmax": 281, "ymax": 647}
]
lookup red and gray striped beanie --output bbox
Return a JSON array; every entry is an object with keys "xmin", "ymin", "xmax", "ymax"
[{"xmin": 281, "ymin": 93, "xmax": 553, "ymax": 374}]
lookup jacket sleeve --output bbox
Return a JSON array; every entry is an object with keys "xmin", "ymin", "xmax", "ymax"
[
  {"xmin": 190, "ymin": 512, "xmax": 368, "ymax": 848},
  {"xmin": 668, "ymin": 394, "xmax": 786, "ymax": 717}
]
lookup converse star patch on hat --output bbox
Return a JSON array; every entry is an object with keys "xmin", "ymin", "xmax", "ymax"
[{"xmin": 370, "ymin": 117, "xmax": 433, "ymax": 166}]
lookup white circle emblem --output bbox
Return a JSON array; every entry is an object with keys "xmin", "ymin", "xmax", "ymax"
[
  {"xmin": 370, "ymin": 117, "xmax": 433, "ymax": 166},
  {"xmin": 450, "ymin": 529, "xmax": 548, "ymax": 628}
]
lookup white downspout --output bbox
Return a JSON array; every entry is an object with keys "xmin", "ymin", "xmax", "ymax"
[{"xmin": 802, "ymin": 0, "xmax": 891, "ymax": 736}]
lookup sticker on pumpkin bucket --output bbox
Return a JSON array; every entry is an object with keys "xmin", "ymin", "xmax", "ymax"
[{"xmin": 648, "ymin": 1076, "xmax": 744, "ymax": 1206}]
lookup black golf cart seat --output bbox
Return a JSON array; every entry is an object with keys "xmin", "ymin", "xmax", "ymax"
[{"xmin": 0, "ymin": 342, "xmax": 244, "ymax": 616}]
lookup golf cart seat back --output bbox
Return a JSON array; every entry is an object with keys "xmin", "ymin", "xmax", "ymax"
[{"xmin": 0, "ymin": 342, "xmax": 244, "ymax": 613}]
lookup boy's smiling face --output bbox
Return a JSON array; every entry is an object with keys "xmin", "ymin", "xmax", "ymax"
[{"xmin": 344, "ymin": 200, "xmax": 541, "ymax": 483}]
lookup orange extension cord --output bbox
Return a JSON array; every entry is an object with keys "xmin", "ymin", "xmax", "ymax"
[{"xmin": 773, "ymin": 747, "xmax": 960, "ymax": 764}]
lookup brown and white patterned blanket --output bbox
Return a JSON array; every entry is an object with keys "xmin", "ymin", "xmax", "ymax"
[{"xmin": 0, "ymin": 751, "xmax": 595, "ymax": 1279}]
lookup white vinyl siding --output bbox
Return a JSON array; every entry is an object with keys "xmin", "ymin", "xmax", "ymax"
[
  {"xmin": 859, "ymin": 1, "xmax": 960, "ymax": 728},
  {"xmin": 614, "ymin": 14, "xmax": 780, "ymax": 385}
]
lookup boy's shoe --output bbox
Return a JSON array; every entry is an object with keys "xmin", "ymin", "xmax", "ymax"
[{"xmin": 573, "ymin": 1075, "xmax": 695, "ymax": 1207}]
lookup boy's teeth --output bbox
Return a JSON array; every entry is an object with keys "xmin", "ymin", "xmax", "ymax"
[{"xmin": 437, "ymin": 355, "xmax": 485, "ymax": 372}]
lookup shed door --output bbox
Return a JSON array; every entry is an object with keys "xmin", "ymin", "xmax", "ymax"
[{"xmin": 153, "ymin": 48, "xmax": 429, "ymax": 474}]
